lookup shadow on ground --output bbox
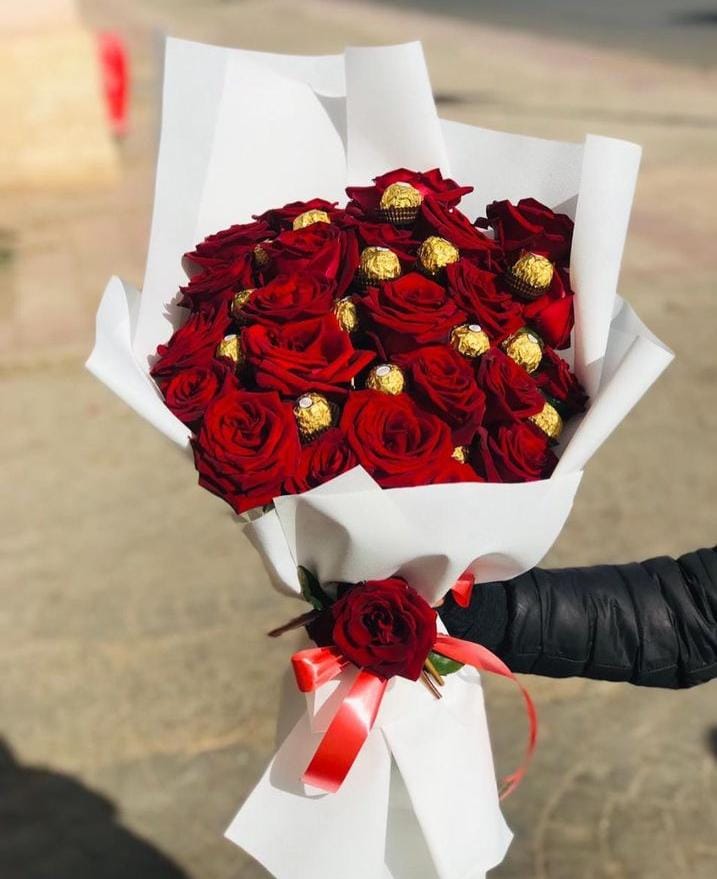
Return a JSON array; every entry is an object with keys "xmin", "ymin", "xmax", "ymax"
[{"xmin": 0, "ymin": 739, "xmax": 188, "ymax": 879}]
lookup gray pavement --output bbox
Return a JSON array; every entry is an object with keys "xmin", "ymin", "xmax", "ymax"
[{"xmin": 1, "ymin": 1, "xmax": 716, "ymax": 877}]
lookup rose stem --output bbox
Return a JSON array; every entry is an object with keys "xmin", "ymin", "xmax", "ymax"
[
  {"xmin": 267, "ymin": 609, "xmax": 321, "ymax": 638},
  {"xmin": 424, "ymin": 657, "xmax": 445, "ymax": 687},
  {"xmin": 421, "ymin": 670, "xmax": 442, "ymax": 700}
]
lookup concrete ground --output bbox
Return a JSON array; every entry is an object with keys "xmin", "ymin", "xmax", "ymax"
[{"xmin": 1, "ymin": 1, "xmax": 716, "ymax": 877}]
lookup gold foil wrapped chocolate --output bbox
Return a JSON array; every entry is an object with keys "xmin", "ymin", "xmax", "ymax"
[
  {"xmin": 505, "ymin": 252, "xmax": 553, "ymax": 300},
  {"xmin": 358, "ymin": 246, "xmax": 401, "ymax": 288},
  {"xmin": 451, "ymin": 446, "xmax": 469, "ymax": 464},
  {"xmin": 417, "ymin": 236, "xmax": 459, "ymax": 275},
  {"xmin": 366, "ymin": 363, "xmax": 405, "ymax": 395},
  {"xmin": 292, "ymin": 209, "xmax": 331, "ymax": 230},
  {"xmin": 293, "ymin": 392, "xmax": 335, "ymax": 439},
  {"xmin": 253, "ymin": 242, "xmax": 270, "ymax": 268},
  {"xmin": 377, "ymin": 182, "xmax": 423, "ymax": 226},
  {"xmin": 450, "ymin": 323, "xmax": 490, "ymax": 358},
  {"xmin": 333, "ymin": 297, "xmax": 359, "ymax": 333},
  {"xmin": 230, "ymin": 288, "xmax": 254, "ymax": 320},
  {"xmin": 502, "ymin": 327, "xmax": 543, "ymax": 373},
  {"xmin": 530, "ymin": 401, "xmax": 563, "ymax": 441},
  {"xmin": 215, "ymin": 334, "xmax": 244, "ymax": 367}
]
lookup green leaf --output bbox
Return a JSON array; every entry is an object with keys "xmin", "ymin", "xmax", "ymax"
[
  {"xmin": 428, "ymin": 651, "xmax": 464, "ymax": 677},
  {"xmin": 297, "ymin": 566, "xmax": 329, "ymax": 610}
]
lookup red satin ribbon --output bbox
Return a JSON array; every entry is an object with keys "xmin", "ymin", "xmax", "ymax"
[
  {"xmin": 451, "ymin": 571, "xmax": 476, "ymax": 608},
  {"xmin": 291, "ymin": 634, "xmax": 537, "ymax": 798}
]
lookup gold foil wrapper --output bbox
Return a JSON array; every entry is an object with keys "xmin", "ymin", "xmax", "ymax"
[
  {"xmin": 253, "ymin": 243, "xmax": 270, "ymax": 268},
  {"xmin": 505, "ymin": 252, "xmax": 553, "ymax": 300},
  {"xmin": 292, "ymin": 209, "xmax": 331, "ymax": 230},
  {"xmin": 333, "ymin": 297, "xmax": 359, "ymax": 333},
  {"xmin": 358, "ymin": 246, "xmax": 402, "ymax": 287},
  {"xmin": 451, "ymin": 446, "xmax": 469, "ymax": 464},
  {"xmin": 230, "ymin": 288, "xmax": 254, "ymax": 321},
  {"xmin": 417, "ymin": 236, "xmax": 459, "ymax": 275},
  {"xmin": 293, "ymin": 392, "xmax": 335, "ymax": 439},
  {"xmin": 530, "ymin": 401, "xmax": 563, "ymax": 440},
  {"xmin": 366, "ymin": 363, "xmax": 405, "ymax": 395},
  {"xmin": 450, "ymin": 323, "xmax": 490, "ymax": 358},
  {"xmin": 377, "ymin": 182, "xmax": 422, "ymax": 226},
  {"xmin": 215, "ymin": 334, "xmax": 244, "ymax": 367},
  {"xmin": 502, "ymin": 327, "xmax": 543, "ymax": 373}
]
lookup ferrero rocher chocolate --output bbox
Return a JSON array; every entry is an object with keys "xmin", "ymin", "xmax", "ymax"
[
  {"xmin": 417, "ymin": 236, "xmax": 459, "ymax": 275},
  {"xmin": 505, "ymin": 252, "xmax": 553, "ymax": 300},
  {"xmin": 293, "ymin": 392, "xmax": 335, "ymax": 439},
  {"xmin": 333, "ymin": 296, "xmax": 359, "ymax": 333},
  {"xmin": 451, "ymin": 446, "xmax": 469, "ymax": 464},
  {"xmin": 502, "ymin": 327, "xmax": 544, "ymax": 373},
  {"xmin": 292, "ymin": 209, "xmax": 331, "ymax": 230},
  {"xmin": 358, "ymin": 246, "xmax": 401, "ymax": 286},
  {"xmin": 366, "ymin": 363, "xmax": 405, "ymax": 395},
  {"xmin": 377, "ymin": 182, "xmax": 423, "ymax": 226},
  {"xmin": 230, "ymin": 288, "xmax": 254, "ymax": 320},
  {"xmin": 450, "ymin": 323, "xmax": 490, "ymax": 358},
  {"xmin": 530, "ymin": 401, "xmax": 563, "ymax": 441},
  {"xmin": 215, "ymin": 334, "xmax": 244, "ymax": 367},
  {"xmin": 253, "ymin": 242, "xmax": 270, "ymax": 268}
]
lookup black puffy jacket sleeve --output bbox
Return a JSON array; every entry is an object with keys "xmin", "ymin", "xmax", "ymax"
[{"xmin": 438, "ymin": 547, "xmax": 717, "ymax": 689}]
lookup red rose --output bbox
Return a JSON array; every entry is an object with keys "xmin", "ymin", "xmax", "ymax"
[
  {"xmin": 243, "ymin": 315, "xmax": 375, "ymax": 397},
  {"xmin": 179, "ymin": 255, "xmax": 255, "ymax": 312},
  {"xmin": 471, "ymin": 424, "xmax": 557, "ymax": 482},
  {"xmin": 340, "ymin": 390, "xmax": 454, "ymax": 488},
  {"xmin": 284, "ymin": 428, "xmax": 358, "ymax": 494},
  {"xmin": 151, "ymin": 307, "xmax": 231, "ymax": 382},
  {"xmin": 480, "ymin": 198, "xmax": 573, "ymax": 263},
  {"xmin": 267, "ymin": 223, "xmax": 359, "ymax": 297},
  {"xmin": 189, "ymin": 219, "xmax": 273, "ymax": 261},
  {"xmin": 523, "ymin": 285, "xmax": 574, "ymax": 349},
  {"xmin": 331, "ymin": 578, "xmax": 437, "ymax": 680},
  {"xmin": 253, "ymin": 198, "xmax": 340, "ymax": 232},
  {"xmin": 535, "ymin": 347, "xmax": 587, "ymax": 417},
  {"xmin": 192, "ymin": 388, "xmax": 300, "ymax": 513},
  {"xmin": 446, "ymin": 260, "xmax": 524, "ymax": 342},
  {"xmin": 475, "ymin": 349, "xmax": 545, "ymax": 425},
  {"xmin": 416, "ymin": 200, "xmax": 500, "ymax": 268},
  {"xmin": 163, "ymin": 362, "xmax": 237, "ymax": 425},
  {"xmin": 239, "ymin": 273, "xmax": 334, "ymax": 325},
  {"xmin": 398, "ymin": 345, "xmax": 486, "ymax": 445},
  {"xmin": 361, "ymin": 272, "xmax": 466, "ymax": 356},
  {"xmin": 346, "ymin": 168, "xmax": 472, "ymax": 219},
  {"xmin": 337, "ymin": 215, "xmax": 420, "ymax": 265}
]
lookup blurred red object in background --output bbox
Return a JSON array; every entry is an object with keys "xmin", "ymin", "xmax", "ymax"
[{"xmin": 97, "ymin": 32, "xmax": 129, "ymax": 138}]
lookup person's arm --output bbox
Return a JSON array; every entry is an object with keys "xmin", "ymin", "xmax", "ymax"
[{"xmin": 439, "ymin": 547, "xmax": 717, "ymax": 688}]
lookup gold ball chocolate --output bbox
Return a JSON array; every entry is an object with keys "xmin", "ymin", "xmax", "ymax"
[
  {"xmin": 417, "ymin": 236, "xmax": 459, "ymax": 275},
  {"xmin": 215, "ymin": 334, "xmax": 244, "ymax": 367},
  {"xmin": 450, "ymin": 323, "xmax": 490, "ymax": 358},
  {"xmin": 333, "ymin": 297, "xmax": 359, "ymax": 333},
  {"xmin": 506, "ymin": 252, "xmax": 553, "ymax": 300},
  {"xmin": 359, "ymin": 246, "xmax": 402, "ymax": 284},
  {"xmin": 292, "ymin": 209, "xmax": 331, "ymax": 230},
  {"xmin": 366, "ymin": 363, "xmax": 405, "ymax": 395},
  {"xmin": 502, "ymin": 327, "xmax": 543, "ymax": 374},
  {"xmin": 293, "ymin": 392, "xmax": 335, "ymax": 439},
  {"xmin": 230, "ymin": 288, "xmax": 254, "ymax": 320},
  {"xmin": 379, "ymin": 182, "xmax": 423, "ymax": 211},
  {"xmin": 253, "ymin": 242, "xmax": 270, "ymax": 268},
  {"xmin": 451, "ymin": 446, "xmax": 469, "ymax": 464},
  {"xmin": 530, "ymin": 401, "xmax": 563, "ymax": 441}
]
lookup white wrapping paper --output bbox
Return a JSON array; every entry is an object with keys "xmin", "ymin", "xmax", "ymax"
[{"xmin": 86, "ymin": 38, "xmax": 673, "ymax": 879}]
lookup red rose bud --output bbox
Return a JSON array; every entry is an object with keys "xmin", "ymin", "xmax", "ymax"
[
  {"xmin": 331, "ymin": 578, "xmax": 438, "ymax": 681},
  {"xmin": 475, "ymin": 348, "xmax": 545, "ymax": 426},
  {"xmin": 192, "ymin": 388, "xmax": 300, "ymax": 513},
  {"xmin": 340, "ymin": 390, "xmax": 454, "ymax": 489}
]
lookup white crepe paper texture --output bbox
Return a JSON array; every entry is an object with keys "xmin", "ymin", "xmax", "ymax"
[{"xmin": 86, "ymin": 38, "xmax": 673, "ymax": 879}]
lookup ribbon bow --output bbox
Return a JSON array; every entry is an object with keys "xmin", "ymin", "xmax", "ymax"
[{"xmin": 291, "ymin": 633, "xmax": 537, "ymax": 797}]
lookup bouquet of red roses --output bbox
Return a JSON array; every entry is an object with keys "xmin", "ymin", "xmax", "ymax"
[
  {"xmin": 151, "ymin": 168, "xmax": 586, "ymax": 514},
  {"xmin": 87, "ymin": 39, "xmax": 672, "ymax": 879}
]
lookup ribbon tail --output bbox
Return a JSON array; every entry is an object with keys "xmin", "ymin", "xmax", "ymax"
[
  {"xmin": 433, "ymin": 633, "xmax": 538, "ymax": 800},
  {"xmin": 291, "ymin": 646, "xmax": 350, "ymax": 693},
  {"xmin": 450, "ymin": 571, "xmax": 476, "ymax": 608},
  {"xmin": 302, "ymin": 669, "xmax": 388, "ymax": 794}
]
